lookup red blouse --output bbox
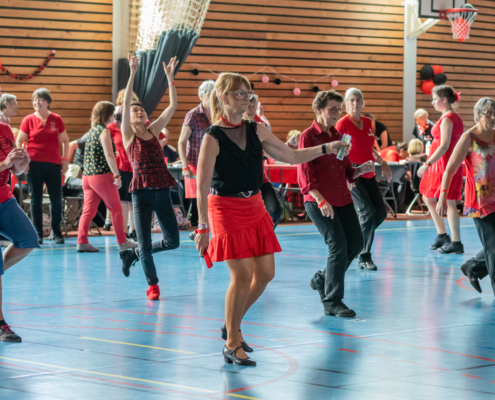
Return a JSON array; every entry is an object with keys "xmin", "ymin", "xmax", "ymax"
[
  {"xmin": 298, "ymin": 120, "xmax": 357, "ymax": 207},
  {"xmin": 19, "ymin": 113, "xmax": 65, "ymax": 164},
  {"xmin": 0, "ymin": 124, "xmax": 16, "ymax": 203},
  {"xmin": 108, "ymin": 123, "xmax": 132, "ymax": 173},
  {"xmin": 335, "ymin": 115, "xmax": 375, "ymax": 178}
]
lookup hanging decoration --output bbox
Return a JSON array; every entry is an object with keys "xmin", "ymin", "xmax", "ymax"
[
  {"xmin": 420, "ymin": 64, "xmax": 448, "ymax": 94},
  {"xmin": 191, "ymin": 63, "xmax": 340, "ymax": 96},
  {"xmin": 0, "ymin": 50, "xmax": 56, "ymax": 80}
]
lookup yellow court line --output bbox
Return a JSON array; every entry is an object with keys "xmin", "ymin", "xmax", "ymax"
[
  {"xmin": 227, "ymin": 394, "xmax": 264, "ymax": 400},
  {"xmin": 0, "ymin": 356, "xmax": 214, "ymax": 393},
  {"xmin": 80, "ymin": 337, "xmax": 195, "ymax": 354}
]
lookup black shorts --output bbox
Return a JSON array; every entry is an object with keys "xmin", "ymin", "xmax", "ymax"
[{"xmin": 118, "ymin": 170, "xmax": 133, "ymax": 202}]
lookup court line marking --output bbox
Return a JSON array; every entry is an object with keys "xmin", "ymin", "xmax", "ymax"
[
  {"xmin": 0, "ymin": 356, "xmax": 214, "ymax": 393},
  {"xmin": 80, "ymin": 337, "xmax": 195, "ymax": 354}
]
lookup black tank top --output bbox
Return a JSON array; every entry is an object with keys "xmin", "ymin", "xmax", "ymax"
[{"xmin": 208, "ymin": 121, "xmax": 263, "ymax": 196}]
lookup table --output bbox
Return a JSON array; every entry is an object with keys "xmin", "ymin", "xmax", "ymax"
[{"xmin": 265, "ymin": 163, "xmax": 298, "ymax": 186}]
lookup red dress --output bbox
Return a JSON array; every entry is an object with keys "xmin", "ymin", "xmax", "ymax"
[{"xmin": 419, "ymin": 112, "xmax": 464, "ymax": 200}]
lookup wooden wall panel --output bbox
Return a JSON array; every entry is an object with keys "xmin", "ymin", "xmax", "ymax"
[
  {"xmin": 416, "ymin": 1, "xmax": 495, "ymax": 131},
  {"xmin": 0, "ymin": 0, "xmax": 112, "ymax": 139},
  {"xmin": 157, "ymin": 0, "xmax": 405, "ymax": 146}
]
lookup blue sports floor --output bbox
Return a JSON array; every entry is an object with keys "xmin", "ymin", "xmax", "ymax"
[{"xmin": 1, "ymin": 218, "xmax": 495, "ymax": 400}]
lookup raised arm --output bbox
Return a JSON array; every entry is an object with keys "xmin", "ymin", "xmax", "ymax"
[
  {"xmin": 257, "ymin": 124, "xmax": 347, "ymax": 164},
  {"xmin": 194, "ymin": 133, "xmax": 219, "ymax": 256},
  {"xmin": 148, "ymin": 57, "xmax": 179, "ymax": 137},
  {"xmin": 121, "ymin": 54, "xmax": 139, "ymax": 149}
]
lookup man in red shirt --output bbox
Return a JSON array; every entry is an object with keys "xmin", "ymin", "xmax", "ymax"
[{"xmin": 380, "ymin": 142, "xmax": 409, "ymax": 163}]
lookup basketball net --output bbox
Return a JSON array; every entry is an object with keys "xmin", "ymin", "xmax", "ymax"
[{"xmin": 439, "ymin": 8, "xmax": 478, "ymax": 42}]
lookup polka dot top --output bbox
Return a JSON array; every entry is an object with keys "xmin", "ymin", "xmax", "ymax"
[{"xmin": 83, "ymin": 123, "xmax": 115, "ymax": 176}]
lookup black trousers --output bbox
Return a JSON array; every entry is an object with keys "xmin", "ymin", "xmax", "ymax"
[
  {"xmin": 350, "ymin": 177, "xmax": 387, "ymax": 262},
  {"xmin": 464, "ymin": 248, "xmax": 487, "ymax": 280},
  {"xmin": 27, "ymin": 161, "xmax": 63, "ymax": 237},
  {"xmin": 306, "ymin": 201, "xmax": 364, "ymax": 303},
  {"xmin": 473, "ymin": 213, "xmax": 495, "ymax": 294},
  {"xmin": 132, "ymin": 188, "xmax": 180, "ymax": 286},
  {"xmin": 261, "ymin": 182, "xmax": 283, "ymax": 229}
]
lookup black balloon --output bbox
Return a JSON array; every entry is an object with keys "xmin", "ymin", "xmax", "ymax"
[
  {"xmin": 274, "ymin": 78, "xmax": 281, "ymax": 85},
  {"xmin": 192, "ymin": 68, "xmax": 199, "ymax": 75},
  {"xmin": 433, "ymin": 73, "xmax": 448, "ymax": 85},
  {"xmin": 420, "ymin": 65, "xmax": 434, "ymax": 80},
  {"xmin": 251, "ymin": 82, "xmax": 255, "ymax": 89},
  {"xmin": 312, "ymin": 86, "xmax": 319, "ymax": 92}
]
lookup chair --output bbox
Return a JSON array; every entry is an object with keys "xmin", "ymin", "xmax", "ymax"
[
  {"xmin": 63, "ymin": 196, "xmax": 102, "ymax": 237},
  {"xmin": 405, "ymin": 161, "xmax": 427, "ymax": 215},
  {"xmin": 375, "ymin": 163, "xmax": 408, "ymax": 218}
]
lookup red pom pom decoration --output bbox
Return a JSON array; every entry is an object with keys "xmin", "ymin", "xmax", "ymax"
[
  {"xmin": 331, "ymin": 80, "xmax": 338, "ymax": 87},
  {"xmin": 432, "ymin": 65, "xmax": 444, "ymax": 75},
  {"xmin": 293, "ymin": 88, "xmax": 301, "ymax": 96},
  {"xmin": 421, "ymin": 80, "xmax": 435, "ymax": 95},
  {"xmin": 262, "ymin": 75, "xmax": 269, "ymax": 83}
]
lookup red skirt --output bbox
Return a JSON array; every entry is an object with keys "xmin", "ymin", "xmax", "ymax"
[
  {"xmin": 185, "ymin": 164, "xmax": 197, "ymax": 198},
  {"xmin": 208, "ymin": 192, "xmax": 282, "ymax": 262}
]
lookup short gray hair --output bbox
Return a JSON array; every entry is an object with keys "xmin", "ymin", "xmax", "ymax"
[
  {"xmin": 198, "ymin": 80, "xmax": 215, "ymax": 99},
  {"xmin": 0, "ymin": 94, "xmax": 16, "ymax": 111},
  {"xmin": 474, "ymin": 97, "xmax": 495, "ymax": 123},
  {"xmin": 344, "ymin": 87, "xmax": 365, "ymax": 107}
]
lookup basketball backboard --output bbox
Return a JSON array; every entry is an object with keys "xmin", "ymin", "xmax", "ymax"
[{"xmin": 418, "ymin": 0, "xmax": 466, "ymax": 19}]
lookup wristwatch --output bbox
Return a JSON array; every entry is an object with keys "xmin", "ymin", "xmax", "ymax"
[{"xmin": 321, "ymin": 144, "xmax": 327, "ymax": 154}]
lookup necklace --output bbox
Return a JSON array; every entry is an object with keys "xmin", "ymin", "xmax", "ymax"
[{"xmin": 222, "ymin": 115, "xmax": 243, "ymax": 127}]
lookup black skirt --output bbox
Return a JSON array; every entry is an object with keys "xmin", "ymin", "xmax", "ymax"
[{"xmin": 118, "ymin": 170, "xmax": 133, "ymax": 202}]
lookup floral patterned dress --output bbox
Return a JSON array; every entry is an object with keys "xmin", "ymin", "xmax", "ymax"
[{"xmin": 464, "ymin": 131, "xmax": 495, "ymax": 218}]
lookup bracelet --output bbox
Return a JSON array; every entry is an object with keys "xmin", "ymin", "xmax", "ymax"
[
  {"xmin": 424, "ymin": 161, "xmax": 431, "ymax": 167},
  {"xmin": 198, "ymin": 223, "xmax": 209, "ymax": 230},
  {"xmin": 195, "ymin": 229, "xmax": 209, "ymax": 234},
  {"xmin": 61, "ymin": 157, "xmax": 69, "ymax": 162},
  {"xmin": 170, "ymin": 82, "xmax": 175, "ymax": 86},
  {"xmin": 182, "ymin": 167, "xmax": 190, "ymax": 171},
  {"xmin": 440, "ymin": 189, "xmax": 449, "ymax": 193},
  {"xmin": 318, "ymin": 199, "xmax": 327, "ymax": 208},
  {"xmin": 113, "ymin": 175, "xmax": 120, "ymax": 179}
]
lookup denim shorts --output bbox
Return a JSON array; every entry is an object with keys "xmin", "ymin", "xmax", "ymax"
[{"xmin": 0, "ymin": 198, "xmax": 40, "ymax": 275}]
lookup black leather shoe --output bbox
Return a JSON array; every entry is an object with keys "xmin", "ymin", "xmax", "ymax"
[
  {"xmin": 324, "ymin": 300, "xmax": 356, "ymax": 317},
  {"xmin": 54, "ymin": 234, "xmax": 65, "ymax": 244},
  {"xmin": 309, "ymin": 278, "xmax": 325, "ymax": 303},
  {"xmin": 120, "ymin": 249, "xmax": 138, "ymax": 277},
  {"xmin": 429, "ymin": 234, "xmax": 451, "ymax": 250},
  {"xmin": 223, "ymin": 345, "xmax": 256, "ymax": 366},
  {"xmin": 220, "ymin": 322, "xmax": 253, "ymax": 352},
  {"xmin": 439, "ymin": 241, "xmax": 464, "ymax": 254},
  {"xmin": 358, "ymin": 261, "xmax": 378, "ymax": 271},
  {"xmin": 460, "ymin": 263, "xmax": 482, "ymax": 293}
]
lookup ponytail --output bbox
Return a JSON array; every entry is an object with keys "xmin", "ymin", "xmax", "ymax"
[{"xmin": 209, "ymin": 72, "xmax": 251, "ymax": 124}]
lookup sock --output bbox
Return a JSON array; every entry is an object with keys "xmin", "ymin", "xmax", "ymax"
[
  {"xmin": 105, "ymin": 218, "xmax": 111, "ymax": 225},
  {"xmin": 0, "ymin": 320, "xmax": 6, "ymax": 326}
]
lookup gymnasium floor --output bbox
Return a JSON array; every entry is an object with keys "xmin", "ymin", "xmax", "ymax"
[{"xmin": 1, "ymin": 219, "xmax": 494, "ymax": 400}]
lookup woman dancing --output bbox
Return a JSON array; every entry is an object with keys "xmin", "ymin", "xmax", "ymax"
[
  {"xmin": 437, "ymin": 97, "xmax": 495, "ymax": 294},
  {"xmin": 119, "ymin": 55, "xmax": 180, "ymax": 300},
  {"xmin": 335, "ymin": 88, "xmax": 391, "ymax": 271},
  {"xmin": 418, "ymin": 85, "xmax": 464, "ymax": 254},
  {"xmin": 301, "ymin": 90, "xmax": 372, "ymax": 317},
  {"xmin": 195, "ymin": 72, "xmax": 349, "ymax": 366}
]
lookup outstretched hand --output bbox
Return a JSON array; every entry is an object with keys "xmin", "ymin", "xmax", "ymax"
[
  {"xmin": 163, "ymin": 56, "xmax": 179, "ymax": 81},
  {"xmin": 128, "ymin": 54, "xmax": 139, "ymax": 74}
]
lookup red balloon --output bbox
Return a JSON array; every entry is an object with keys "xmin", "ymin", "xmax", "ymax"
[
  {"xmin": 432, "ymin": 65, "xmax": 444, "ymax": 75},
  {"xmin": 422, "ymin": 80, "xmax": 435, "ymax": 95}
]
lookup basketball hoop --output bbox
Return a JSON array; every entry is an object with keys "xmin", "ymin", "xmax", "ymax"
[{"xmin": 439, "ymin": 8, "xmax": 478, "ymax": 42}]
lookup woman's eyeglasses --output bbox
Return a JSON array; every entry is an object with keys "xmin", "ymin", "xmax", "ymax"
[
  {"xmin": 327, "ymin": 107, "xmax": 342, "ymax": 114},
  {"xmin": 226, "ymin": 90, "xmax": 255, "ymax": 100},
  {"xmin": 483, "ymin": 111, "xmax": 495, "ymax": 119}
]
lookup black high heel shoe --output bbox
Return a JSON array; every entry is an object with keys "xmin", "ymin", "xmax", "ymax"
[
  {"xmin": 223, "ymin": 345, "xmax": 256, "ymax": 366},
  {"xmin": 221, "ymin": 322, "xmax": 253, "ymax": 353}
]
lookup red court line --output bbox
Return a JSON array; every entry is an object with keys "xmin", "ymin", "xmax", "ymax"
[
  {"xmin": 207, "ymin": 330, "xmax": 221, "ymax": 333},
  {"xmin": 173, "ymin": 326, "xmax": 196, "ymax": 330},
  {"xmin": 338, "ymin": 348, "xmax": 359, "ymax": 353},
  {"xmin": 9, "ymin": 303, "xmax": 495, "ymax": 365},
  {"xmin": 242, "ymin": 334, "xmax": 263, "ymax": 338},
  {"xmin": 140, "ymin": 322, "xmax": 163, "ymax": 326},
  {"xmin": 105, "ymin": 319, "xmax": 128, "ymax": 322},
  {"xmin": 460, "ymin": 374, "xmax": 483, "ymax": 379},
  {"xmin": 455, "ymin": 277, "xmax": 492, "ymax": 294}
]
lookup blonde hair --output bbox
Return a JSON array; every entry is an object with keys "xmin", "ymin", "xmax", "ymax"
[
  {"xmin": 116, "ymin": 89, "xmax": 139, "ymax": 106},
  {"xmin": 210, "ymin": 72, "xmax": 251, "ymax": 124},
  {"xmin": 287, "ymin": 130, "xmax": 301, "ymax": 141},
  {"xmin": 408, "ymin": 138, "xmax": 424, "ymax": 156},
  {"xmin": 414, "ymin": 109, "xmax": 428, "ymax": 120}
]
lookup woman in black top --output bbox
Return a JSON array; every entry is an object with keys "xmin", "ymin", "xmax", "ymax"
[
  {"xmin": 363, "ymin": 112, "xmax": 391, "ymax": 150},
  {"xmin": 195, "ymin": 73, "xmax": 348, "ymax": 366}
]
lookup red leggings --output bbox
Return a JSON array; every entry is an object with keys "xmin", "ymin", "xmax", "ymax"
[{"xmin": 77, "ymin": 174, "xmax": 126, "ymax": 245}]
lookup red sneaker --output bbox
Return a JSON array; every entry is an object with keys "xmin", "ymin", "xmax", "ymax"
[{"xmin": 147, "ymin": 284, "xmax": 160, "ymax": 300}]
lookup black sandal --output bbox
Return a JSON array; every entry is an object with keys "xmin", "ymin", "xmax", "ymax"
[
  {"xmin": 223, "ymin": 345, "xmax": 256, "ymax": 366},
  {"xmin": 220, "ymin": 322, "xmax": 253, "ymax": 352}
]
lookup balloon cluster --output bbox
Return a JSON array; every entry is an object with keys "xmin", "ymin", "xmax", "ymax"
[
  {"xmin": 261, "ymin": 75, "xmax": 339, "ymax": 96},
  {"xmin": 420, "ymin": 65, "xmax": 448, "ymax": 95}
]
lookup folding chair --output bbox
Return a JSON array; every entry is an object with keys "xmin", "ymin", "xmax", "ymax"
[{"xmin": 375, "ymin": 163, "xmax": 408, "ymax": 218}]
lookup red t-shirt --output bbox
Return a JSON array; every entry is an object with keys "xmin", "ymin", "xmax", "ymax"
[
  {"xmin": 20, "ymin": 113, "xmax": 65, "ymax": 164},
  {"xmin": 380, "ymin": 146, "xmax": 401, "ymax": 162},
  {"xmin": 335, "ymin": 115, "xmax": 375, "ymax": 178},
  {"xmin": 298, "ymin": 121, "xmax": 356, "ymax": 206},
  {"xmin": 108, "ymin": 123, "xmax": 132, "ymax": 173},
  {"xmin": 0, "ymin": 124, "xmax": 16, "ymax": 203}
]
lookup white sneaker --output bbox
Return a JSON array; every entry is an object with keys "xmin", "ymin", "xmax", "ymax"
[
  {"xmin": 118, "ymin": 240, "xmax": 139, "ymax": 251},
  {"xmin": 77, "ymin": 243, "xmax": 99, "ymax": 252}
]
